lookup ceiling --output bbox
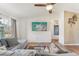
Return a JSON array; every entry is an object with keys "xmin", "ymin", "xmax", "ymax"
[
  {"xmin": 0, "ymin": 3, "xmax": 79, "ymax": 19},
  {"xmin": 0, "ymin": 3, "xmax": 51, "ymax": 19}
]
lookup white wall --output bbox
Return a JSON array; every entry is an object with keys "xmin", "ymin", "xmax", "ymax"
[
  {"xmin": 27, "ymin": 18, "xmax": 51, "ymax": 42},
  {"xmin": 17, "ymin": 15, "xmax": 59, "ymax": 42}
]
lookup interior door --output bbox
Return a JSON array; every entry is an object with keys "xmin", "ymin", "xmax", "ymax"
[{"xmin": 64, "ymin": 11, "xmax": 79, "ymax": 44}]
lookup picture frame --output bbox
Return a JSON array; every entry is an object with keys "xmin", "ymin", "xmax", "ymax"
[
  {"xmin": 54, "ymin": 25, "xmax": 59, "ymax": 35},
  {"xmin": 32, "ymin": 22, "xmax": 47, "ymax": 31}
]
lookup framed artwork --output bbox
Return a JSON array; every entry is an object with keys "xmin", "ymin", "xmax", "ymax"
[
  {"xmin": 32, "ymin": 22, "xmax": 47, "ymax": 31},
  {"xmin": 54, "ymin": 25, "xmax": 59, "ymax": 35}
]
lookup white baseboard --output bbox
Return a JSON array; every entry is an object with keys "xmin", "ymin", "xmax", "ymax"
[{"xmin": 64, "ymin": 44, "xmax": 79, "ymax": 45}]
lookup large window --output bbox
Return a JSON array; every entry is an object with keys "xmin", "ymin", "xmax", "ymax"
[{"xmin": 0, "ymin": 17, "xmax": 17, "ymax": 39}]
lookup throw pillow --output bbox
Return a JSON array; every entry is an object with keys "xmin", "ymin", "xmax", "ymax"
[
  {"xmin": 17, "ymin": 40, "xmax": 28, "ymax": 49},
  {"xmin": 49, "ymin": 43, "xmax": 59, "ymax": 53},
  {"xmin": 0, "ymin": 46, "xmax": 7, "ymax": 54},
  {"xmin": 0, "ymin": 45, "xmax": 7, "ymax": 50}
]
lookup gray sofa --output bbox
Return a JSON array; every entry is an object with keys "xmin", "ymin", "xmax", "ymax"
[
  {"xmin": 0, "ymin": 39, "xmax": 37, "ymax": 56},
  {"xmin": 0, "ymin": 38, "xmax": 28, "ymax": 50},
  {"xmin": 0, "ymin": 39, "xmax": 78, "ymax": 56}
]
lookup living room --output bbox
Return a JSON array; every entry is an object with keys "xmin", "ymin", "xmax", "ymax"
[{"xmin": 0, "ymin": 3, "xmax": 79, "ymax": 56}]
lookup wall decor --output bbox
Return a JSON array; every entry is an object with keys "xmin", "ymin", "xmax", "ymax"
[
  {"xmin": 32, "ymin": 22, "xmax": 47, "ymax": 31},
  {"xmin": 54, "ymin": 25, "xmax": 59, "ymax": 35},
  {"xmin": 68, "ymin": 14, "xmax": 77, "ymax": 27}
]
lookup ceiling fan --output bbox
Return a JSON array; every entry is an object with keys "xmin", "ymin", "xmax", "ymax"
[{"xmin": 34, "ymin": 3, "xmax": 56, "ymax": 14}]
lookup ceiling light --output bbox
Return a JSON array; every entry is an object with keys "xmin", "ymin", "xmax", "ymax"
[{"xmin": 46, "ymin": 4, "xmax": 53, "ymax": 11}]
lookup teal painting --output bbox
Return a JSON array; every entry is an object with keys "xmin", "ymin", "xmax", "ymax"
[{"xmin": 32, "ymin": 22, "xmax": 47, "ymax": 31}]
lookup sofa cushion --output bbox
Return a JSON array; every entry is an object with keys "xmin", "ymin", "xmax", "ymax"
[
  {"xmin": 6, "ymin": 38, "xmax": 19, "ymax": 47},
  {"xmin": 0, "ymin": 41, "xmax": 2, "ymax": 47},
  {"xmin": 9, "ymin": 40, "xmax": 28, "ymax": 51},
  {"xmin": 16, "ymin": 40, "xmax": 28, "ymax": 49},
  {"xmin": 0, "ymin": 39, "xmax": 9, "ymax": 47}
]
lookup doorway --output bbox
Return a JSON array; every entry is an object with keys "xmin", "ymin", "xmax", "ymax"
[{"xmin": 64, "ymin": 11, "xmax": 79, "ymax": 45}]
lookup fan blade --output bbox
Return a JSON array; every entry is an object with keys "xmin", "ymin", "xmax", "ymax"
[
  {"xmin": 47, "ymin": 3, "xmax": 56, "ymax": 5},
  {"xmin": 34, "ymin": 4, "xmax": 46, "ymax": 7},
  {"xmin": 51, "ymin": 3, "xmax": 56, "ymax": 5}
]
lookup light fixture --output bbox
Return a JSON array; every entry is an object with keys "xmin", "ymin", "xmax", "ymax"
[{"xmin": 46, "ymin": 4, "xmax": 53, "ymax": 11}]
